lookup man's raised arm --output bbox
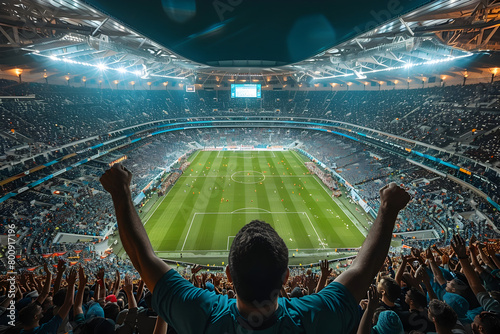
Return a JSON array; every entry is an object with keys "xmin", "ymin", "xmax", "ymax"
[
  {"xmin": 100, "ymin": 163, "xmax": 171, "ymax": 292},
  {"xmin": 335, "ymin": 183, "xmax": 410, "ymax": 302}
]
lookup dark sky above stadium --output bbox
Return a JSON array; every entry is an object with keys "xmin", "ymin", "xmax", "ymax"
[{"xmin": 84, "ymin": 0, "xmax": 432, "ymax": 66}]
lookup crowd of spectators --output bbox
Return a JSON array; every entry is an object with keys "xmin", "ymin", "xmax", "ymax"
[
  {"xmin": 1, "ymin": 234, "xmax": 499, "ymax": 333},
  {"xmin": 1, "ymin": 79, "xmax": 499, "ymax": 164}
]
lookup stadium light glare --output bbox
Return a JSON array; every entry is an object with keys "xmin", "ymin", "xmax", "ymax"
[
  {"xmin": 117, "ymin": 67, "xmax": 127, "ymax": 74},
  {"xmin": 97, "ymin": 63, "xmax": 107, "ymax": 71},
  {"xmin": 311, "ymin": 53, "xmax": 472, "ymax": 80},
  {"xmin": 354, "ymin": 70, "xmax": 367, "ymax": 79}
]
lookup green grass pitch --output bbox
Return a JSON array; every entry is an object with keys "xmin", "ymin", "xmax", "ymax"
[{"xmin": 143, "ymin": 150, "xmax": 365, "ymax": 256}]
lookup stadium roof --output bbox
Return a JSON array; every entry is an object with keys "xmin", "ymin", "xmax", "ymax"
[{"xmin": 1, "ymin": 0, "xmax": 500, "ymax": 85}]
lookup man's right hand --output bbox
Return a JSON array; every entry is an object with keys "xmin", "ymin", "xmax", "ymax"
[
  {"xmin": 379, "ymin": 183, "xmax": 411, "ymax": 213},
  {"xmin": 100, "ymin": 163, "xmax": 132, "ymax": 198}
]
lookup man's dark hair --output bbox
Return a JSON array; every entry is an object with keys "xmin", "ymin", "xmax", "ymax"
[
  {"xmin": 228, "ymin": 220, "xmax": 288, "ymax": 303},
  {"xmin": 428, "ymin": 299, "xmax": 457, "ymax": 329},
  {"xmin": 478, "ymin": 312, "xmax": 500, "ymax": 334},
  {"xmin": 408, "ymin": 287, "xmax": 427, "ymax": 309},
  {"xmin": 53, "ymin": 288, "xmax": 66, "ymax": 307},
  {"xmin": 379, "ymin": 277, "xmax": 401, "ymax": 303},
  {"xmin": 103, "ymin": 303, "xmax": 119, "ymax": 323},
  {"xmin": 18, "ymin": 303, "xmax": 40, "ymax": 326}
]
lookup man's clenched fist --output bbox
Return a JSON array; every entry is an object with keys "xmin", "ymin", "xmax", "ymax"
[
  {"xmin": 100, "ymin": 163, "xmax": 132, "ymax": 197},
  {"xmin": 379, "ymin": 182, "xmax": 411, "ymax": 213}
]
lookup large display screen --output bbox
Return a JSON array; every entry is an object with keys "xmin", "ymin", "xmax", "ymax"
[{"xmin": 231, "ymin": 84, "xmax": 261, "ymax": 98}]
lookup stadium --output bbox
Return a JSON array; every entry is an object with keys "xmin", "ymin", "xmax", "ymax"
[{"xmin": 0, "ymin": 0, "xmax": 500, "ymax": 333}]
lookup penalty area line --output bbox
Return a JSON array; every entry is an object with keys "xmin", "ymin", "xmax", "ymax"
[{"xmin": 181, "ymin": 213, "xmax": 197, "ymax": 252}]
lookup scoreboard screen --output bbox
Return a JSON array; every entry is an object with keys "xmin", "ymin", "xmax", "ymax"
[{"xmin": 231, "ymin": 84, "xmax": 261, "ymax": 98}]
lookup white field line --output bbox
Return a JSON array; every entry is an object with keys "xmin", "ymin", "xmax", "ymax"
[
  {"xmin": 303, "ymin": 212, "xmax": 326, "ymax": 249},
  {"xmin": 290, "ymin": 149, "xmax": 367, "ymax": 237},
  {"xmin": 143, "ymin": 193, "xmax": 169, "ymax": 226},
  {"xmin": 232, "ymin": 208, "xmax": 271, "ymax": 213},
  {"xmin": 314, "ymin": 174, "xmax": 368, "ymax": 237},
  {"xmin": 181, "ymin": 213, "xmax": 198, "ymax": 251},
  {"xmin": 216, "ymin": 151, "xmax": 277, "ymax": 159},
  {"xmin": 180, "ymin": 211, "xmax": 320, "ymax": 251},
  {"xmin": 290, "ymin": 150, "xmax": 308, "ymax": 165},
  {"xmin": 189, "ymin": 150, "xmax": 201, "ymax": 162},
  {"xmin": 227, "ymin": 236, "xmax": 235, "ymax": 250}
]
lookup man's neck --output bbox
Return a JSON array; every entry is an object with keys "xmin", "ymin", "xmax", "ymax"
[
  {"xmin": 236, "ymin": 297, "xmax": 279, "ymax": 320},
  {"xmin": 381, "ymin": 296, "xmax": 395, "ymax": 307}
]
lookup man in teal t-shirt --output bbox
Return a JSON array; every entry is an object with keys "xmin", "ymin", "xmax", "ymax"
[
  {"xmin": 151, "ymin": 221, "xmax": 359, "ymax": 333},
  {"xmin": 101, "ymin": 164, "xmax": 411, "ymax": 333}
]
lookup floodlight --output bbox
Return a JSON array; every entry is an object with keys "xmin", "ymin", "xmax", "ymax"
[{"xmin": 354, "ymin": 70, "xmax": 367, "ymax": 79}]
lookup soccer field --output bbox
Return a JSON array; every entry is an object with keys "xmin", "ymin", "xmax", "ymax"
[{"xmin": 143, "ymin": 150, "xmax": 366, "ymax": 260}]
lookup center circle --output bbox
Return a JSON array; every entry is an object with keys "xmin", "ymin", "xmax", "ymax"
[{"xmin": 231, "ymin": 171, "xmax": 265, "ymax": 184}]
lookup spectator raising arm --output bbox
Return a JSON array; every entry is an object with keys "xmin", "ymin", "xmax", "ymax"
[
  {"xmin": 53, "ymin": 258, "xmax": 67, "ymax": 295},
  {"xmin": 28, "ymin": 273, "xmax": 41, "ymax": 294},
  {"xmin": 478, "ymin": 245, "xmax": 497, "ymax": 271},
  {"xmin": 135, "ymin": 279, "xmax": 144, "ymax": 303},
  {"xmin": 335, "ymin": 183, "xmax": 411, "ymax": 302},
  {"xmin": 395, "ymin": 255, "xmax": 410, "ymax": 287},
  {"xmin": 425, "ymin": 248, "xmax": 447, "ymax": 286},
  {"xmin": 486, "ymin": 244, "xmax": 500, "ymax": 269},
  {"xmin": 356, "ymin": 285, "xmax": 379, "ymax": 334},
  {"xmin": 58, "ymin": 268, "xmax": 77, "ymax": 320},
  {"xmin": 35, "ymin": 263, "xmax": 52, "ymax": 305},
  {"xmin": 116, "ymin": 275, "xmax": 139, "ymax": 334},
  {"xmin": 415, "ymin": 265, "xmax": 438, "ymax": 300},
  {"xmin": 100, "ymin": 163, "xmax": 171, "ymax": 293},
  {"xmin": 315, "ymin": 259, "xmax": 332, "ymax": 293},
  {"xmin": 74, "ymin": 266, "xmax": 88, "ymax": 317},
  {"xmin": 123, "ymin": 275, "xmax": 137, "ymax": 309},
  {"xmin": 113, "ymin": 269, "xmax": 121, "ymax": 296},
  {"xmin": 450, "ymin": 234, "xmax": 486, "ymax": 295},
  {"xmin": 96, "ymin": 267, "xmax": 106, "ymax": 304}
]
